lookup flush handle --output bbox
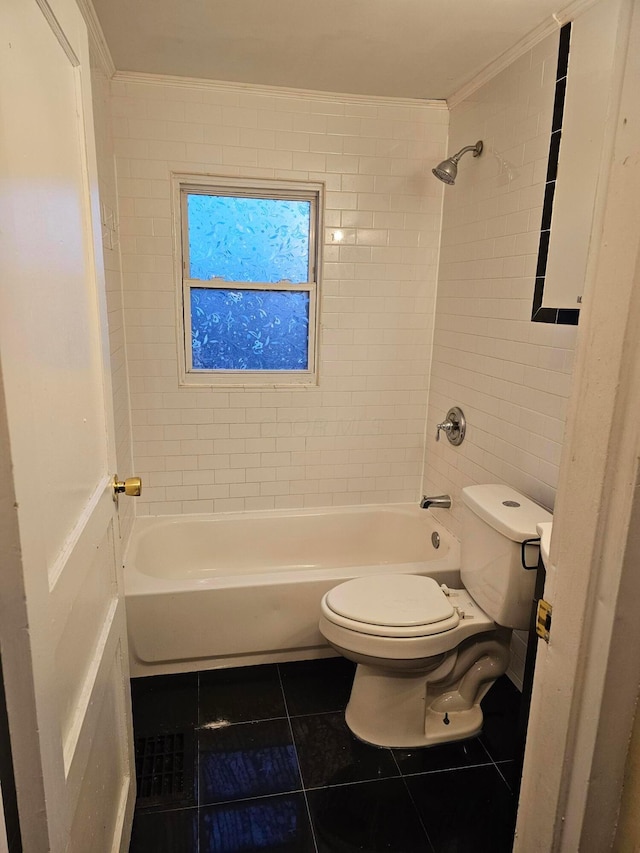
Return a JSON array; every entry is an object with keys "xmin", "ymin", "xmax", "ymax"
[
  {"xmin": 112, "ymin": 475, "xmax": 142, "ymax": 501},
  {"xmin": 436, "ymin": 407, "xmax": 466, "ymax": 446}
]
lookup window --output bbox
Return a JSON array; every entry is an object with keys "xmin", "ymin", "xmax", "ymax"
[{"xmin": 175, "ymin": 175, "xmax": 323, "ymax": 386}]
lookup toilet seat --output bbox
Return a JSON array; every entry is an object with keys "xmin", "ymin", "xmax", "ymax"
[{"xmin": 321, "ymin": 574, "xmax": 461, "ymax": 638}]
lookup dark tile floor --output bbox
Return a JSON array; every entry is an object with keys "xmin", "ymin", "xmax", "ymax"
[{"xmin": 129, "ymin": 658, "xmax": 520, "ymax": 853}]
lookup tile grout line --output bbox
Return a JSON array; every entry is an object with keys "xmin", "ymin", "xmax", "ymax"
[
  {"xmin": 276, "ymin": 663, "xmax": 320, "ymax": 853},
  {"xmin": 462, "ymin": 729, "xmax": 517, "ymax": 792},
  {"xmin": 196, "ymin": 671, "xmax": 201, "ymax": 853},
  {"xmin": 194, "ymin": 707, "xmax": 343, "ymax": 731},
  {"xmin": 479, "ymin": 734, "xmax": 499, "ymax": 768},
  {"xmin": 494, "ymin": 759, "xmax": 518, "ymax": 793},
  {"xmin": 397, "ymin": 758, "xmax": 496, "ymax": 780},
  {"xmin": 197, "ymin": 714, "xmax": 290, "ymax": 728},
  {"xmin": 194, "ymin": 786, "xmax": 306, "ymax": 811},
  {"xmin": 478, "ymin": 733, "xmax": 518, "ymax": 790},
  {"xmin": 391, "ymin": 751, "xmax": 436, "ymax": 853}
]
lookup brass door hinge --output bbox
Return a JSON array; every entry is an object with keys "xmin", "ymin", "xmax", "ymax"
[{"xmin": 536, "ymin": 599, "xmax": 552, "ymax": 643}]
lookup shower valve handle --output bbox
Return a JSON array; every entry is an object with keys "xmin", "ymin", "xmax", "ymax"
[
  {"xmin": 436, "ymin": 420, "xmax": 453, "ymax": 441},
  {"xmin": 435, "ymin": 407, "xmax": 466, "ymax": 446}
]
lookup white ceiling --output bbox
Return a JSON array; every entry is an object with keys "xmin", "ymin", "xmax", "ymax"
[{"xmin": 92, "ymin": 0, "xmax": 568, "ymax": 100}]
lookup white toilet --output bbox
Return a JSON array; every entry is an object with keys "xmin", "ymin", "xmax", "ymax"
[{"xmin": 318, "ymin": 484, "xmax": 552, "ymax": 748}]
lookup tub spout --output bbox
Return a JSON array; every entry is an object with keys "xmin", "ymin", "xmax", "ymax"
[{"xmin": 420, "ymin": 495, "xmax": 451, "ymax": 510}]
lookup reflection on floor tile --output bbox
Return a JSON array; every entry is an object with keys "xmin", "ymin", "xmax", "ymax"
[
  {"xmin": 199, "ymin": 718, "xmax": 302, "ymax": 805},
  {"xmin": 129, "ymin": 663, "xmax": 521, "ymax": 853},
  {"xmin": 280, "ymin": 657, "xmax": 355, "ymax": 716},
  {"xmin": 307, "ymin": 779, "xmax": 432, "ymax": 853},
  {"xmin": 129, "ymin": 806, "xmax": 198, "ymax": 853},
  {"xmin": 393, "ymin": 736, "xmax": 491, "ymax": 776},
  {"xmin": 292, "ymin": 711, "xmax": 399, "ymax": 789},
  {"xmin": 496, "ymin": 759, "xmax": 519, "ymax": 792},
  {"xmin": 199, "ymin": 664, "xmax": 286, "ymax": 725},
  {"xmin": 131, "ymin": 673, "xmax": 198, "ymax": 736},
  {"xmin": 479, "ymin": 677, "xmax": 522, "ymax": 762},
  {"xmin": 406, "ymin": 765, "xmax": 517, "ymax": 853},
  {"xmin": 200, "ymin": 792, "xmax": 315, "ymax": 853}
]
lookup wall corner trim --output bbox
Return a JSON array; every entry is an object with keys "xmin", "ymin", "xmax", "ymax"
[
  {"xmin": 446, "ymin": 0, "xmax": 600, "ymax": 110},
  {"xmin": 76, "ymin": 0, "xmax": 116, "ymax": 78},
  {"xmin": 110, "ymin": 70, "xmax": 448, "ymax": 111}
]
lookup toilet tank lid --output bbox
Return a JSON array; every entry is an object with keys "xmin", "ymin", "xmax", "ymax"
[{"xmin": 461, "ymin": 484, "xmax": 552, "ymax": 542}]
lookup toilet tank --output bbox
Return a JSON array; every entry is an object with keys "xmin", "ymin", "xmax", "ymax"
[{"xmin": 460, "ymin": 485, "xmax": 552, "ymax": 630}]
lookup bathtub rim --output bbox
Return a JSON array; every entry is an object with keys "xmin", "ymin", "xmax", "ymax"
[{"xmin": 123, "ymin": 502, "xmax": 461, "ymax": 596}]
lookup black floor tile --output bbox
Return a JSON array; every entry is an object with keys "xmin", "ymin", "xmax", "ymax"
[
  {"xmin": 496, "ymin": 760, "xmax": 520, "ymax": 792},
  {"xmin": 279, "ymin": 657, "xmax": 355, "ymax": 716},
  {"xmin": 199, "ymin": 664, "xmax": 286, "ymax": 726},
  {"xmin": 480, "ymin": 676, "xmax": 522, "ymax": 763},
  {"xmin": 406, "ymin": 765, "xmax": 516, "ymax": 853},
  {"xmin": 199, "ymin": 792, "xmax": 315, "ymax": 852},
  {"xmin": 393, "ymin": 736, "xmax": 492, "ymax": 775},
  {"xmin": 131, "ymin": 673, "xmax": 198, "ymax": 737},
  {"xmin": 307, "ymin": 778, "xmax": 432, "ymax": 853},
  {"xmin": 129, "ymin": 666, "xmax": 523, "ymax": 853},
  {"xmin": 481, "ymin": 676, "xmax": 521, "ymax": 715},
  {"xmin": 199, "ymin": 719, "xmax": 302, "ymax": 806},
  {"xmin": 292, "ymin": 711, "xmax": 399, "ymax": 789},
  {"xmin": 129, "ymin": 806, "xmax": 198, "ymax": 853}
]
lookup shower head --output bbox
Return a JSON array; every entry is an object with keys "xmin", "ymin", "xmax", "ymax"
[{"xmin": 432, "ymin": 140, "xmax": 483, "ymax": 185}]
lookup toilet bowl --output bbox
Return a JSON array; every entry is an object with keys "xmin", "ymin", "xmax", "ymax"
[{"xmin": 319, "ymin": 484, "xmax": 552, "ymax": 748}]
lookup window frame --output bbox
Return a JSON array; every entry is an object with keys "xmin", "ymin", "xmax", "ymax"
[{"xmin": 172, "ymin": 173, "xmax": 324, "ymax": 387}]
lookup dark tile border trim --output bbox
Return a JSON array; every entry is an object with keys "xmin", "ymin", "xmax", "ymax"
[{"xmin": 531, "ymin": 22, "xmax": 580, "ymax": 327}]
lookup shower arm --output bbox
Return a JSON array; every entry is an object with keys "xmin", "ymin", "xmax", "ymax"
[{"xmin": 450, "ymin": 144, "xmax": 482, "ymax": 164}]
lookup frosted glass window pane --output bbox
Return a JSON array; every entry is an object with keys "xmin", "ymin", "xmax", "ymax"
[
  {"xmin": 191, "ymin": 288, "xmax": 310, "ymax": 371},
  {"xmin": 187, "ymin": 194, "xmax": 311, "ymax": 283}
]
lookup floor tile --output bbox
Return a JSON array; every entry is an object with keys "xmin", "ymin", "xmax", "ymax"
[
  {"xmin": 131, "ymin": 673, "xmax": 198, "ymax": 736},
  {"xmin": 199, "ymin": 664, "xmax": 286, "ymax": 725},
  {"xmin": 292, "ymin": 711, "xmax": 399, "ymax": 789},
  {"xmin": 496, "ymin": 760, "xmax": 520, "ymax": 792},
  {"xmin": 129, "ymin": 806, "xmax": 198, "ymax": 853},
  {"xmin": 479, "ymin": 676, "xmax": 522, "ymax": 763},
  {"xmin": 307, "ymin": 778, "xmax": 432, "ymax": 852},
  {"xmin": 199, "ymin": 718, "xmax": 302, "ymax": 806},
  {"xmin": 129, "ymin": 666, "xmax": 523, "ymax": 853},
  {"xmin": 481, "ymin": 675, "xmax": 521, "ymax": 715},
  {"xmin": 406, "ymin": 765, "xmax": 516, "ymax": 853},
  {"xmin": 279, "ymin": 657, "xmax": 355, "ymax": 716},
  {"xmin": 393, "ymin": 736, "xmax": 492, "ymax": 776},
  {"xmin": 199, "ymin": 792, "xmax": 315, "ymax": 852}
]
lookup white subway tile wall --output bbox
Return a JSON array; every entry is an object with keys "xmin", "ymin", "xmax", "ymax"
[
  {"xmin": 110, "ymin": 79, "xmax": 448, "ymax": 515},
  {"xmin": 422, "ymin": 31, "xmax": 578, "ymax": 540},
  {"xmin": 91, "ymin": 55, "xmax": 135, "ymax": 543}
]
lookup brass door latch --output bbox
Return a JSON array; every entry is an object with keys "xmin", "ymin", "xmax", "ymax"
[
  {"xmin": 112, "ymin": 475, "xmax": 142, "ymax": 502},
  {"xmin": 536, "ymin": 599, "xmax": 552, "ymax": 643}
]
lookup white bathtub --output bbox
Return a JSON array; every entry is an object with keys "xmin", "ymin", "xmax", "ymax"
[{"xmin": 124, "ymin": 504, "xmax": 461, "ymax": 676}]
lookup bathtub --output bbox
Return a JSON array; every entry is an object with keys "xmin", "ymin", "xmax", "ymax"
[{"xmin": 124, "ymin": 503, "xmax": 461, "ymax": 677}]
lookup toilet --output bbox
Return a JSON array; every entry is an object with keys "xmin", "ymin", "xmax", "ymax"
[{"xmin": 318, "ymin": 484, "xmax": 552, "ymax": 748}]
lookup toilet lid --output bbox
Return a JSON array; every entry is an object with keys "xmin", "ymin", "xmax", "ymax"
[{"xmin": 324, "ymin": 575, "xmax": 455, "ymax": 628}]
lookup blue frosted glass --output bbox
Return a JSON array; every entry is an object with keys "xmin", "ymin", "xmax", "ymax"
[
  {"xmin": 191, "ymin": 288, "xmax": 309, "ymax": 371},
  {"xmin": 187, "ymin": 194, "xmax": 311, "ymax": 283}
]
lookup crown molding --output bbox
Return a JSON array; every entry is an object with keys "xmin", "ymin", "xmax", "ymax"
[
  {"xmin": 76, "ymin": 0, "xmax": 115, "ymax": 78},
  {"xmin": 446, "ymin": 0, "xmax": 601, "ymax": 110},
  {"xmin": 111, "ymin": 71, "xmax": 448, "ymax": 111}
]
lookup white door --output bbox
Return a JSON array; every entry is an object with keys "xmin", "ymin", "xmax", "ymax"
[{"xmin": 0, "ymin": 0, "xmax": 135, "ymax": 850}]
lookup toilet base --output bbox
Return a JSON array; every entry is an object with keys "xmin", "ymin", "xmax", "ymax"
[
  {"xmin": 346, "ymin": 689, "xmax": 485, "ymax": 748},
  {"xmin": 343, "ymin": 631, "xmax": 511, "ymax": 748}
]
